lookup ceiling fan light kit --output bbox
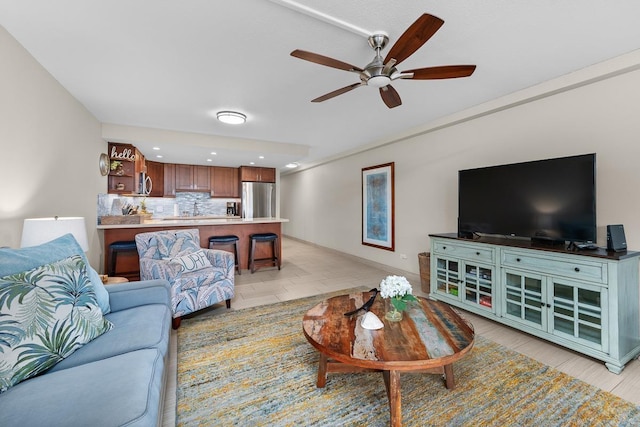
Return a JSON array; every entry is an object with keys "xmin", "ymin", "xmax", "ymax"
[
  {"xmin": 291, "ymin": 13, "xmax": 476, "ymax": 109},
  {"xmin": 217, "ymin": 111, "xmax": 247, "ymax": 125}
]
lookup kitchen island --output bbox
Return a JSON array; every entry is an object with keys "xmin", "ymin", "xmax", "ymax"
[{"xmin": 97, "ymin": 217, "xmax": 288, "ymax": 279}]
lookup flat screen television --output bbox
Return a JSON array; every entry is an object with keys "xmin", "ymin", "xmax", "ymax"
[{"xmin": 458, "ymin": 153, "xmax": 596, "ymax": 244}]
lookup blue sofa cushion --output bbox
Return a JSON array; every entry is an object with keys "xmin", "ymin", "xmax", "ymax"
[
  {"xmin": 0, "ymin": 233, "xmax": 110, "ymax": 314},
  {"xmin": 0, "ymin": 349, "xmax": 165, "ymax": 426},
  {"xmin": 0, "ymin": 254, "xmax": 112, "ymax": 393},
  {"xmin": 49, "ymin": 303, "xmax": 171, "ymax": 372}
]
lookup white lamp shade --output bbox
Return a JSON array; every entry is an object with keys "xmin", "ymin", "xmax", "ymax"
[{"xmin": 20, "ymin": 217, "xmax": 89, "ymax": 251}]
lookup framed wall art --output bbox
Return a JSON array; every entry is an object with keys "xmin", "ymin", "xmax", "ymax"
[{"xmin": 362, "ymin": 162, "xmax": 394, "ymax": 251}]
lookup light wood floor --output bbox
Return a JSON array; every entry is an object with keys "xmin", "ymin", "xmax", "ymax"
[{"xmin": 162, "ymin": 236, "xmax": 640, "ymax": 425}]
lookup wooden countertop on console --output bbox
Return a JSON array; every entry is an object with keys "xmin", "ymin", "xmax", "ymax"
[
  {"xmin": 429, "ymin": 232, "xmax": 640, "ymax": 261},
  {"xmin": 97, "ymin": 217, "xmax": 289, "ymax": 230}
]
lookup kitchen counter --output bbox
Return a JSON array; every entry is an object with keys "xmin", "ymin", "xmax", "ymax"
[
  {"xmin": 96, "ymin": 217, "xmax": 287, "ymax": 230},
  {"xmin": 98, "ymin": 217, "xmax": 289, "ymax": 278}
]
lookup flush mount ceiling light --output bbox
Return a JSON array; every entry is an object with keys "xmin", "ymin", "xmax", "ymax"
[{"xmin": 217, "ymin": 111, "xmax": 246, "ymax": 125}]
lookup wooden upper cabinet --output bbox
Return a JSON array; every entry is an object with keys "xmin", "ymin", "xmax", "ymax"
[
  {"xmin": 175, "ymin": 164, "xmax": 193, "ymax": 190},
  {"xmin": 193, "ymin": 166, "xmax": 211, "ymax": 191},
  {"xmin": 239, "ymin": 166, "xmax": 276, "ymax": 183},
  {"xmin": 163, "ymin": 163, "xmax": 176, "ymax": 197},
  {"xmin": 210, "ymin": 166, "xmax": 239, "ymax": 197},
  {"xmin": 145, "ymin": 160, "xmax": 164, "ymax": 197},
  {"xmin": 175, "ymin": 164, "xmax": 211, "ymax": 192}
]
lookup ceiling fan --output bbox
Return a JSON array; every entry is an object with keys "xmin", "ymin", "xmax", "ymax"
[{"xmin": 290, "ymin": 13, "xmax": 476, "ymax": 109}]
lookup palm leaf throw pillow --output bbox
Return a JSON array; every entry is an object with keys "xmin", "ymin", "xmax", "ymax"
[{"xmin": 0, "ymin": 254, "xmax": 113, "ymax": 393}]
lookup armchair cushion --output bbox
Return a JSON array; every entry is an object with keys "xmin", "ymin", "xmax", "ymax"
[{"xmin": 167, "ymin": 249, "xmax": 212, "ymax": 273}]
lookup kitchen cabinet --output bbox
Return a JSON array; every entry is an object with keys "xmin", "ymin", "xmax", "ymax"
[
  {"xmin": 211, "ymin": 166, "xmax": 239, "ymax": 197},
  {"xmin": 145, "ymin": 160, "xmax": 164, "ymax": 197},
  {"xmin": 429, "ymin": 233, "xmax": 640, "ymax": 374},
  {"xmin": 107, "ymin": 142, "xmax": 143, "ymax": 194},
  {"xmin": 163, "ymin": 163, "xmax": 175, "ymax": 197},
  {"xmin": 239, "ymin": 166, "xmax": 276, "ymax": 183},
  {"xmin": 175, "ymin": 164, "xmax": 210, "ymax": 191}
]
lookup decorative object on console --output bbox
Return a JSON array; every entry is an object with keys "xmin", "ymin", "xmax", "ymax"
[
  {"xmin": 607, "ymin": 224, "xmax": 627, "ymax": 252},
  {"xmin": 379, "ymin": 275, "xmax": 416, "ymax": 322},
  {"xmin": 362, "ymin": 162, "xmax": 395, "ymax": 251}
]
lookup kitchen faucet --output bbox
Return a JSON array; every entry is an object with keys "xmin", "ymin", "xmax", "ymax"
[{"xmin": 193, "ymin": 202, "xmax": 200, "ymax": 216}]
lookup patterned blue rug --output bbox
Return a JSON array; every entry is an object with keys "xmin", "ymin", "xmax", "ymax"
[{"xmin": 176, "ymin": 289, "xmax": 640, "ymax": 426}]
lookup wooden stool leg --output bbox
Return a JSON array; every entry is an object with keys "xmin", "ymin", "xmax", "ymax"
[
  {"xmin": 274, "ymin": 236, "xmax": 281, "ymax": 270},
  {"xmin": 250, "ymin": 238, "xmax": 256, "ymax": 273},
  {"xmin": 234, "ymin": 240, "xmax": 241, "ymax": 275},
  {"xmin": 108, "ymin": 248, "xmax": 117, "ymax": 276},
  {"xmin": 383, "ymin": 370, "xmax": 402, "ymax": 427},
  {"xmin": 225, "ymin": 298, "xmax": 231, "ymax": 309}
]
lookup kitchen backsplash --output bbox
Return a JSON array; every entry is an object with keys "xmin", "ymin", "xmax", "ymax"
[{"xmin": 97, "ymin": 193, "xmax": 240, "ymax": 220}]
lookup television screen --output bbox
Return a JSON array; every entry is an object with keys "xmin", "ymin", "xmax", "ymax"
[{"xmin": 458, "ymin": 153, "xmax": 596, "ymax": 243}]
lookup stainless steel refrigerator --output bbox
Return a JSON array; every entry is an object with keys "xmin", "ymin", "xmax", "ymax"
[{"xmin": 241, "ymin": 182, "xmax": 276, "ymax": 218}]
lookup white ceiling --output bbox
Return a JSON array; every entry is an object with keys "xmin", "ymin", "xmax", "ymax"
[{"xmin": 2, "ymin": 1, "xmax": 640, "ymax": 170}]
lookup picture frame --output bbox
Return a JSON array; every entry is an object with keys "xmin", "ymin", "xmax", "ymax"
[{"xmin": 362, "ymin": 162, "xmax": 395, "ymax": 251}]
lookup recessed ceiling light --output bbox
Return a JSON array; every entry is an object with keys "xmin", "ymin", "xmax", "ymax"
[
  {"xmin": 250, "ymin": 162, "xmax": 255, "ymax": 165},
  {"xmin": 216, "ymin": 111, "xmax": 246, "ymax": 125},
  {"xmin": 152, "ymin": 147, "xmax": 160, "ymax": 150},
  {"xmin": 259, "ymin": 156, "xmax": 264, "ymax": 159},
  {"xmin": 286, "ymin": 163, "xmax": 299, "ymax": 168},
  {"xmin": 156, "ymin": 155, "xmax": 163, "ymax": 158},
  {"xmin": 207, "ymin": 159, "xmax": 212, "ymax": 162},
  {"xmin": 210, "ymin": 152, "xmax": 217, "ymax": 155}
]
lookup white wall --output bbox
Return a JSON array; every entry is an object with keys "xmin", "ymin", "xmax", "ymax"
[
  {"xmin": 281, "ymin": 53, "xmax": 640, "ymax": 275},
  {"xmin": 0, "ymin": 26, "xmax": 106, "ymax": 268}
]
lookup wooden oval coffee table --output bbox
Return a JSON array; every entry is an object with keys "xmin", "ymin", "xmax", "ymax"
[{"xmin": 303, "ymin": 290, "xmax": 475, "ymax": 427}]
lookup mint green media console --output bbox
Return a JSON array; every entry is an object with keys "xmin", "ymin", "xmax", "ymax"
[{"xmin": 429, "ymin": 233, "xmax": 640, "ymax": 374}]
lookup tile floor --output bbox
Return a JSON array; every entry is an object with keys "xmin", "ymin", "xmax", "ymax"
[{"xmin": 163, "ymin": 236, "xmax": 640, "ymax": 425}]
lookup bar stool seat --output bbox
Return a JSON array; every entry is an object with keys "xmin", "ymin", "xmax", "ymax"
[
  {"xmin": 208, "ymin": 235, "xmax": 240, "ymax": 275},
  {"xmin": 249, "ymin": 233, "xmax": 280, "ymax": 273},
  {"xmin": 107, "ymin": 240, "xmax": 138, "ymax": 278}
]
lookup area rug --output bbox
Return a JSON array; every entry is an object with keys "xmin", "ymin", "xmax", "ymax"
[{"xmin": 176, "ymin": 289, "xmax": 640, "ymax": 426}]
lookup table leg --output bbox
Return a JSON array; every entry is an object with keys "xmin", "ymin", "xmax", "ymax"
[
  {"xmin": 444, "ymin": 364, "xmax": 455, "ymax": 389},
  {"xmin": 382, "ymin": 370, "xmax": 402, "ymax": 427},
  {"xmin": 317, "ymin": 353, "xmax": 328, "ymax": 388}
]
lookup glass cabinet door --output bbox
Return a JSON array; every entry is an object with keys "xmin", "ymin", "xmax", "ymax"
[
  {"xmin": 435, "ymin": 257, "xmax": 460, "ymax": 298},
  {"xmin": 503, "ymin": 270, "xmax": 546, "ymax": 330},
  {"xmin": 551, "ymin": 279, "xmax": 607, "ymax": 351},
  {"xmin": 464, "ymin": 264, "xmax": 494, "ymax": 311}
]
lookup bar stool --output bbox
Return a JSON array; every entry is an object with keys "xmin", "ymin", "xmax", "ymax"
[
  {"xmin": 248, "ymin": 233, "xmax": 280, "ymax": 273},
  {"xmin": 208, "ymin": 235, "xmax": 241, "ymax": 274},
  {"xmin": 107, "ymin": 241, "xmax": 138, "ymax": 278}
]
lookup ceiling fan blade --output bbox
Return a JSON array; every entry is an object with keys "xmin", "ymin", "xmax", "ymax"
[
  {"xmin": 384, "ymin": 14, "xmax": 444, "ymax": 66},
  {"xmin": 379, "ymin": 85, "xmax": 402, "ymax": 109},
  {"xmin": 291, "ymin": 49, "xmax": 363, "ymax": 73},
  {"xmin": 402, "ymin": 65, "xmax": 477, "ymax": 80},
  {"xmin": 311, "ymin": 83, "xmax": 363, "ymax": 103}
]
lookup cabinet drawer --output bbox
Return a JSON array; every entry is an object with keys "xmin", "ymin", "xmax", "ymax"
[
  {"xmin": 502, "ymin": 251, "xmax": 607, "ymax": 284},
  {"xmin": 433, "ymin": 241, "xmax": 495, "ymax": 263}
]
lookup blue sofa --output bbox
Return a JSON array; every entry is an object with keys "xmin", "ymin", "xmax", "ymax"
[
  {"xmin": 0, "ymin": 280, "xmax": 172, "ymax": 426},
  {"xmin": 0, "ymin": 235, "xmax": 173, "ymax": 426}
]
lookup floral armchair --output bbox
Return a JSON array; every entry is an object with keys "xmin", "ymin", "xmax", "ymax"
[{"xmin": 135, "ymin": 229, "xmax": 234, "ymax": 328}]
